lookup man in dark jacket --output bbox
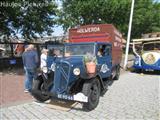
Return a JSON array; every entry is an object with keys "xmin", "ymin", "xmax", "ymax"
[{"xmin": 22, "ymin": 44, "xmax": 39, "ymax": 92}]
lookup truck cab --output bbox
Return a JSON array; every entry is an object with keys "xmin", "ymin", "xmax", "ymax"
[{"xmin": 31, "ymin": 24, "xmax": 123, "ymax": 111}]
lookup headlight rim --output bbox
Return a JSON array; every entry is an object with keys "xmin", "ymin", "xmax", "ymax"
[{"xmin": 73, "ymin": 68, "xmax": 80, "ymax": 76}]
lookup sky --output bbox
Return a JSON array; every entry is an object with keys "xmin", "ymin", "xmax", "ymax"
[
  {"xmin": 52, "ymin": 0, "xmax": 63, "ymax": 36},
  {"xmin": 52, "ymin": 26, "xmax": 64, "ymax": 36},
  {"xmin": 155, "ymin": 0, "xmax": 160, "ymax": 2}
]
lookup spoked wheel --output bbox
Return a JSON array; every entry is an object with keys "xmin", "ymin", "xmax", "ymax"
[
  {"xmin": 31, "ymin": 80, "xmax": 50, "ymax": 102},
  {"xmin": 82, "ymin": 78, "xmax": 100, "ymax": 111}
]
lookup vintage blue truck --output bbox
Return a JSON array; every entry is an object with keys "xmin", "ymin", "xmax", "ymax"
[{"xmin": 31, "ymin": 24, "xmax": 123, "ymax": 111}]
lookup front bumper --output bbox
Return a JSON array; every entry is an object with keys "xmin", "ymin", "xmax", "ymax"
[
  {"xmin": 57, "ymin": 92, "xmax": 88, "ymax": 102},
  {"xmin": 45, "ymin": 91, "xmax": 88, "ymax": 103}
]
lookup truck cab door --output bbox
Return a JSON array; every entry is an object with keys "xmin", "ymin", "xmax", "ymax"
[{"xmin": 97, "ymin": 44, "xmax": 112, "ymax": 78}]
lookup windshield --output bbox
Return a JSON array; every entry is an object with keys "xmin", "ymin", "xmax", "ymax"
[
  {"xmin": 65, "ymin": 44, "xmax": 95, "ymax": 56},
  {"xmin": 47, "ymin": 45, "xmax": 64, "ymax": 57},
  {"xmin": 143, "ymin": 42, "xmax": 160, "ymax": 51}
]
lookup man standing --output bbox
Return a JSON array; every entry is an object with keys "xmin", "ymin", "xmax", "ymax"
[{"xmin": 22, "ymin": 44, "xmax": 39, "ymax": 92}]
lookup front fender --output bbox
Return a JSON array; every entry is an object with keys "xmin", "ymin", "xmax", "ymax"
[
  {"xmin": 69, "ymin": 73, "xmax": 105, "ymax": 95},
  {"xmin": 36, "ymin": 72, "xmax": 48, "ymax": 82},
  {"xmin": 80, "ymin": 73, "xmax": 105, "ymax": 91},
  {"xmin": 36, "ymin": 73, "xmax": 43, "ymax": 81},
  {"xmin": 80, "ymin": 73, "xmax": 97, "ymax": 80}
]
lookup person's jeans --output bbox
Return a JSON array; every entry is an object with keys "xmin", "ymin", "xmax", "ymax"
[{"xmin": 24, "ymin": 67, "xmax": 37, "ymax": 91}]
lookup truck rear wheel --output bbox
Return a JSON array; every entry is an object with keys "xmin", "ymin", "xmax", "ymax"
[
  {"xmin": 32, "ymin": 80, "xmax": 50, "ymax": 102},
  {"xmin": 82, "ymin": 78, "xmax": 100, "ymax": 111},
  {"xmin": 113, "ymin": 65, "xmax": 120, "ymax": 80}
]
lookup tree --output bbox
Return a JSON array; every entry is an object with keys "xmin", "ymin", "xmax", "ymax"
[
  {"xmin": 60, "ymin": 0, "xmax": 160, "ymax": 38},
  {"xmin": 132, "ymin": 0, "xmax": 160, "ymax": 37},
  {"xmin": 0, "ymin": 0, "xmax": 59, "ymax": 40}
]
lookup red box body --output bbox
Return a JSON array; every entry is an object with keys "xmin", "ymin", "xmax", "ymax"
[{"xmin": 69, "ymin": 24, "xmax": 123, "ymax": 66}]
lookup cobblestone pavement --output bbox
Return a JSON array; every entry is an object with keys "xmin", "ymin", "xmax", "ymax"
[
  {"xmin": 0, "ymin": 71, "xmax": 32, "ymax": 106},
  {"xmin": 1, "ymin": 71, "xmax": 159, "ymax": 120}
]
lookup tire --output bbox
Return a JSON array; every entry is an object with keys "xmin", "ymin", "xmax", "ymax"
[
  {"xmin": 31, "ymin": 80, "xmax": 50, "ymax": 102},
  {"xmin": 133, "ymin": 68, "xmax": 142, "ymax": 73},
  {"xmin": 113, "ymin": 65, "xmax": 120, "ymax": 80},
  {"xmin": 82, "ymin": 78, "xmax": 100, "ymax": 111},
  {"xmin": 137, "ymin": 69, "xmax": 143, "ymax": 73}
]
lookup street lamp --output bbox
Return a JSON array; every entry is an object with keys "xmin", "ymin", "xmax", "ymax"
[{"xmin": 123, "ymin": 0, "xmax": 135, "ymax": 70}]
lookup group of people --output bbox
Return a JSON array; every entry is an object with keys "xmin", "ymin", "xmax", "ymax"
[{"xmin": 22, "ymin": 44, "xmax": 61, "ymax": 93}]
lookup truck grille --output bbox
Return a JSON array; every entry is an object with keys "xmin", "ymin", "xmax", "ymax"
[
  {"xmin": 61, "ymin": 62, "xmax": 70, "ymax": 77},
  {"xmin": 54, "ymin": 62, "xmax": 70, "ymax": 94}
]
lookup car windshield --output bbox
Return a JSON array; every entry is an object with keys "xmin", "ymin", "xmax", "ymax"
[
  {"xmin": 64, "ymin": 44, "xmax": 95, "ymax": 56},
  {"xmin": 143, "ymin": 42, "xmax": 160, "ymax": 51},
  {"xmin": 47, "ymin": 45, "xmax": 64, "ymax": 57}
]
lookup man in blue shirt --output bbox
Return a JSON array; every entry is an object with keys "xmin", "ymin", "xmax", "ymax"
[{"xmin": 22, "ymin": 44, "xmax": 39, "ymax": 92}]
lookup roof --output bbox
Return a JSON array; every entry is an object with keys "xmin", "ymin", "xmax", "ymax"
[
  {"xmin": 132, "ymin": 37, "xmax": 160, "ymax": 42},
  {"xmin": 65, "ymin": 42, "xmax": 111, "ymax": 45},
  {"xmin": 142, "ymin": 32, "xmax": 160, "ymax": 38}
]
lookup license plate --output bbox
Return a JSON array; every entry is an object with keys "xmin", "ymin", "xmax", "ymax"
[
  {"xmin": 57, "ymin": 94, "xmax": 73, "ymax": 100},
  {"xmin": 57, "ymin": 93, "xmax": 88, "ymax": 102}
]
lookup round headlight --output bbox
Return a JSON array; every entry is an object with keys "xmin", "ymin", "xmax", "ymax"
[
  {"xmin": 144, "ymin": 53, "xmax": 156, "ymax": 65},
  {"xmin": 73, "ymin": 68, "xmax": 80, "ymax": 76},
  {"xmin": 51, "ymin": 63, "xmax": 56, "ymax": 71},
  {"xmin": 42, "ymin": 67, "xmax": 48, "ymax": 73}
]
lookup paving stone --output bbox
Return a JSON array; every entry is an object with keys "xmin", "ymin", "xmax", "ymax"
[{"xmin": 1, "ymin": 72, "xmax": 159, "ymax": 120}]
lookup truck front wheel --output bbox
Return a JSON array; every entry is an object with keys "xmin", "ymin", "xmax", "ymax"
[
  {"xmin": 31, "ymin": 80, "xmax": 50, "ymax": 102},
  {"xmin": 82, "ymin": 78, "xmax": 100, "ymax": 111}
]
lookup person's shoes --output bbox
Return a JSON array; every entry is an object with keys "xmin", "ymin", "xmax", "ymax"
[{"xmin": 24, "ymin": 89, "xmax": 29, "ymax": 93}]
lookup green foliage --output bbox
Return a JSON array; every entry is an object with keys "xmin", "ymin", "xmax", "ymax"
[
  {"xmin": 0, "ymin": 0, "xmax": 159, "ymax": 40},
  {"xmin": 132, "ymin": 0, "xmax": 160, "ymax": 38},
  {"xmin": 60, "ymin": 0, "xmax": 160, "ymax": 38},
  {"xmin": 0, "ymin": 0, "xmax": 59, "ymax": 40}
]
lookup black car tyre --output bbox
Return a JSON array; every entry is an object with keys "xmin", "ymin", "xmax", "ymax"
[
  {"xmin": 113, "ymin": 65, "xmax": 120, "ymax": 80},
  {"xmin": 82, "ymin": 78, "xmax": 100, "ymax": 111},
  {"xmin": 32, "ymin": 80, "xmax": 50, "ymax": 102},
  {"xmin": 136, "ymin": 69, "xmax": 143, "ymax": 73}
]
